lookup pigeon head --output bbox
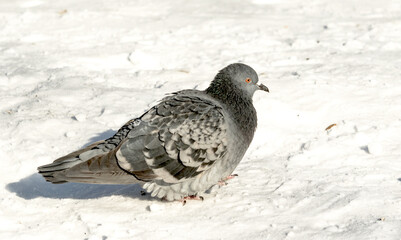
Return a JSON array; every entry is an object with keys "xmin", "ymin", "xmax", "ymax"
[{"xmin": 206, "ymin": 63, "xmax": 269, "ymax": 101}]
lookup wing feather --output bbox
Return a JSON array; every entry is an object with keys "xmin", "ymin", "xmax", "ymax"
[{"xmin": 116, "ymin": 93, "xmax": 228, "ymax": 184}]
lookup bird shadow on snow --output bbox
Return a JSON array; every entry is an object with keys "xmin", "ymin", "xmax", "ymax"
[
  {"xmin": 6, "ymin": 130, "xmax": 153, "ymax": 201},
  {"xmin": 6, "ymin": 174, "xmax": 149, "ymax": 200}
]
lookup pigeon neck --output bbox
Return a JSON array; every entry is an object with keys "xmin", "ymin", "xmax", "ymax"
[{"xmin": 206, "ymin": 77, "xmax": 257, "ymax": 144}]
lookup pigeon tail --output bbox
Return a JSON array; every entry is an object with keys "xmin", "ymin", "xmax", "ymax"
[
  {"xmin": 38, "ymin": 140, "xmax": 138, "ymax": 184},
  {"xmin": 37, "ymin": 157, "xmax": 83, "ymax": 184}
]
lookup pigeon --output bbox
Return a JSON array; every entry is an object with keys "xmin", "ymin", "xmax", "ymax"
[{"xmin": 38, "ymin": 63, "xmax": 269, "ymax": 201}]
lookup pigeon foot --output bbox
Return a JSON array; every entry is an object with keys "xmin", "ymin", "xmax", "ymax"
[
  {"xmin": 180, "ymin": 195, "xmax": 204, "ymax": 206},
  {"xmin": 218, "ymin": 174, "xmax": 238, "ymax": 186}
]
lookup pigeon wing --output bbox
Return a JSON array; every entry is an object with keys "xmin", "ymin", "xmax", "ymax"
[{"xmin": 116, "ymin": 93, "xmax": 228, "ymax": 184}]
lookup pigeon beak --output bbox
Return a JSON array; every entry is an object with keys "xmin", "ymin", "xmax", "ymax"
[{"xmin": 257, "ymin": 83, "xmax": 269, "ymax": 92}]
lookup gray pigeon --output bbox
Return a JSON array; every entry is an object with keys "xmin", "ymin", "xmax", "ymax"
[{"xmin": 38, "ymin": 63, "xmax": 269, "ymax": 201}]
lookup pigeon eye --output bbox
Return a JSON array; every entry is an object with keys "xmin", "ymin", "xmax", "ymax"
[{"xmin": 245, "ymin": 78, "xmax": 252, "ymax": 83}]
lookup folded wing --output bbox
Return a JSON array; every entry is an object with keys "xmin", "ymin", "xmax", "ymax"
[{"xmin": 117, "ymin": 93, "xmax": 228, "ymax": 184}]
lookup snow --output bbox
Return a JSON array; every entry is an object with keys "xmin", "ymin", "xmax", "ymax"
[{"xmin": 1, "ymin": 0, "xmax": 401, "ymax": 239}]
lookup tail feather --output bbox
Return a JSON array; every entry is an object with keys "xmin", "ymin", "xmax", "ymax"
[
  {"xmin": 38, "ymin": 140, "xmax": 106, "ymax": 183},
  {"xmin": 38, "ymin": 158, "xmax": 81, "ymax": 173},
  {"xmin": 38, "ymin": 157, "xmax": 83, "ymax": 184},
  {"xmin": 38, "ymin": 140, "xmax": 139, "ymax": 185}
]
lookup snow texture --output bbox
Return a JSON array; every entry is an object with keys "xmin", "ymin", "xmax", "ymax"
[{"xmin": 1, "ymin": 0, "xmax": 401, "ymax": 239}]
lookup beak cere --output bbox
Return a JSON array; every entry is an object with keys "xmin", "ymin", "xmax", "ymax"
[{"xmin": 258, "ymin": 83, "xmax": 269, "ymax": 92}]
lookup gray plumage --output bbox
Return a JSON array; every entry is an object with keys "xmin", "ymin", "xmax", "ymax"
[{"xmin": 38, "ymin": 63, "xmax": 269, "ymax": 201}]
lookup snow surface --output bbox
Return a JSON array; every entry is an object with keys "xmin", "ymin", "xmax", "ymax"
[{"xmin": 1, "ymin": 0, "xmax": 401, "ymax": 239}]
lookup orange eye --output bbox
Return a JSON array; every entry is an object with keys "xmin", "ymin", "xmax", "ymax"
[{"xmin": 245, "ymin": 78, "xmax": 252, "ymax": 83}]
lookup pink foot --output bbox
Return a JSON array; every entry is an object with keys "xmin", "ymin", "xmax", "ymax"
[
  {"xmin": 225, "ymin": 174, "xmax": 238, "ymax": 180},
  {"xmin": 218, "ymin": 174, "xmax": 238, "ymax": 186},
  {"xmin": 180, "ymin": 195, "xmax": 204, "ymax": 206}
]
